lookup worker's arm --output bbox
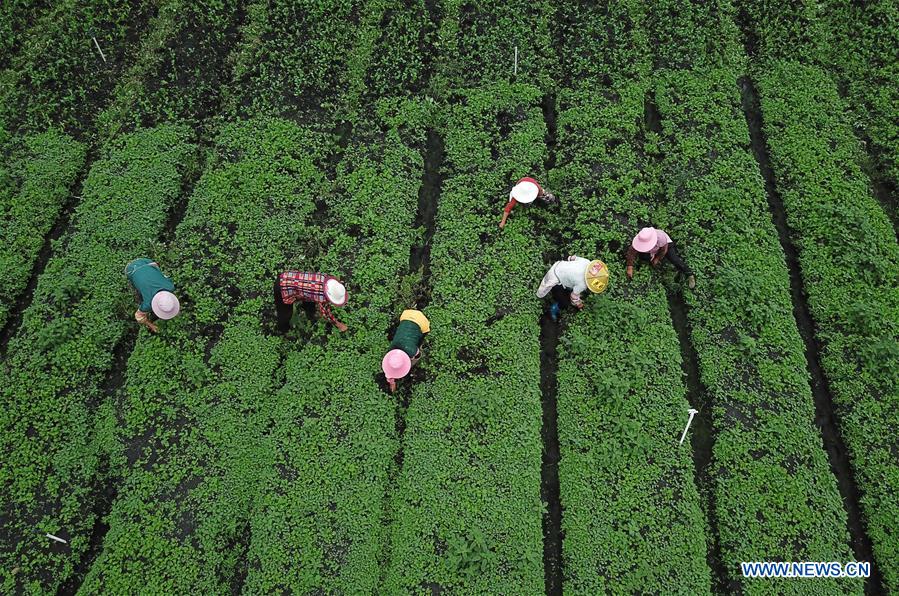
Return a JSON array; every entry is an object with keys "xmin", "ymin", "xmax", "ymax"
[
  {"xmin": 651, "ymin": 244, "xmax": 668, "ymax": 266},
  {"xmin": 625, "ymin": 247, "xmax": 637, "ymax": 279},
  {"xmin": 135, "ymin": 310, "xmax": 159, "ymax": 333},
  {"xmin": 387, "ymin": 378, "xmax": 397, "ymax": 393},
  {"xmin": 319, "ymin": 302, "xmax": 348, "ymax": 332},
  {"xmin": 499, "ymin": 199, "xmax": 517, "ymax": 228},
  {"xmin": 570, "ymin": 291, "xmax": 585, "ymax": 309}
]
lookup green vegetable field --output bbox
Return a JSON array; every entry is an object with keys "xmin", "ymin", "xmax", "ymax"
[{"xmin": 1, "ymin": 0, "xmax": 896, "ymax": 594}]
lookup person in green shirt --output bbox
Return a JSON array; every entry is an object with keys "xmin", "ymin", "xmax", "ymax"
[
  {"xmin": 124, "ymin": 258, "xmax": 180, "ymax": 333},
  {"xmin": 382, "ymin": 309, "xmax": 430, "ymax": 393}
]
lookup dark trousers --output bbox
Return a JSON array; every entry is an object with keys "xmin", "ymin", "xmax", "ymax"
[
  {"xmin": 550, "ymin": 284, "xmax": 572, "ymax": 308},
  {"xmin": 274, "ymin": 279, "xmax": 315, "ymax": 332},
  {"xmin": 638, "ymin": 243, "xmax": 692, "ymax": 276}
]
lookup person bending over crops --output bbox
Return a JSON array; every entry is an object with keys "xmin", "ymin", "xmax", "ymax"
[
  {"xmin": 274, "ymin": 270, "xmax": 348, "ymax": 333},
  {"xmin": 499, "ymin": 177, "xmax": 556, "ymax": 229},
  {"xmin": 537, "ymin": 256, "xmax": 609, "ymax": 322},
  {"xmin": 125, "ymin": 258, "xmax": 180, "ymax": 333},
  {"xmin": 382, "ymin": 309, "xmax": 430, "ymax": 393},
  {"xmin": 626, "ymin": 227, "xmax": 696, "ymax": 289}
]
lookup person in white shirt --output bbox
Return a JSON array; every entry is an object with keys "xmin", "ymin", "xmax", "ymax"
[{"xmin": 536, "ymin": 255, "xmax": 609, "ymax": 321}]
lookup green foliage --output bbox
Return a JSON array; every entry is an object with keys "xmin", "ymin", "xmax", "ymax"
[
  {"xmin": 382, "ymin": 82, "xmax": 546, "ymax": 594},
  {"xmin": 654, "ymin": 68, "xmax": 861, "ymax": 594},
  {"xmin": 755, "ymin": 61, "xmax": 899, "ymax": 591},
  {"xmin": 0, "ymin": 0, "xmax": 155, "ymax": 135},
  {"xmin": 0, "ymin": 125, "xmax": 195, "ymax": 594},
  {"xmin": 0, "ymin": 129, "xmax": 85, "ymax": 330}
]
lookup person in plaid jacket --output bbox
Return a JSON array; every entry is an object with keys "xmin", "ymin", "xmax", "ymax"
[{"xmin": 274, "ymin": 270, "xmax": 348, "ymax": 332}]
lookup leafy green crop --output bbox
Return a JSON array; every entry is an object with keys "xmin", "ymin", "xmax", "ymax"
[
  {"xmin": 0, "ymin": 125, "xmax": 194, "ymax": 594},
  {"xmin": 755, "ymin": 61, "xmax": 899, "ymax": 591},
  {"xmin": 0, "ymin": 129, "xmax": 85, "ymax": 330}
]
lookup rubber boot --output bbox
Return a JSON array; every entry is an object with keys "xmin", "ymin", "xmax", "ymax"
[{"xmin": 549, "ymin": 302, "xmax": 560, "ymax": 322}]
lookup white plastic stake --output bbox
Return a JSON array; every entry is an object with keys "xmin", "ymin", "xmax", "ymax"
[
  {"xmin": 679, "ymin": 408, "xmax": 699, "ymax": 446},
  {"xmin": 46, "ymin": 533, "xmax": 67, "ymax": 544},
  {"xmin": 513, "ymin": 46, "xmax": 518, "ymax": 76},
  {"xmin": 92, "ymin": 37, "xmax": 107, "ymax": 63}
]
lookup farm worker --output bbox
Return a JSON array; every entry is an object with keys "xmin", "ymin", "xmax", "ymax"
[
  {"xmin": 626, "ymin": 227, "xmax": 696, "ymax": 289},
  {"xmin": 499, "ymin": 177, "xmax": 556, "ymax": 229},
  {"xmin": 274, "ymin": 270, "xmax": 348, "ymax": 332},
  {"xmin": 382, "ymin": 309, "xmax": 430, "ymax": 393},
  {"xmin": 536, "ymin": 256, "xmax": 609, "ymax": 321},
  {"xmin": 124, "ymin": 258, "xmax": 180, "ymax": 333}
]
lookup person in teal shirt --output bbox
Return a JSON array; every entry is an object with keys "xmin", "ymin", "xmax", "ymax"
[
  {"xmin": 124, "ymin": 258, "xmax": 180, "ymax": 333},
  {"xmin": 382, "ymin": 309, "xmax": 430, "ymax": 393}
]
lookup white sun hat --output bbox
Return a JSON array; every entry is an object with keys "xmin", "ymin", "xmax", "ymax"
[
  {"xmin": 510, "ymin": 180, "xmax": 540, "ymax": 204},
  {"xmin": 151, "ymin": 291, "xmax": 180, "ymax": 320},
  {"xmin": 325, "ymin": 279, "xmax": 347, "ymax": 306}
]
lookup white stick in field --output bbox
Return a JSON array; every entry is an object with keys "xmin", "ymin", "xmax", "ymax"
[
  {"xmin": 679, "ymin": 408, "xmax": 699, "ymax": 446},
  {"xmin": 92, "ymin": 37, "xmax": 107, "ymax": 63},
  {"xmin": 46, "ymin": 533, "xmax": 67, "ymax": 544},
  {"xmin": 514, "ymin": 46, "xmax": 518, "ymax": 76}
]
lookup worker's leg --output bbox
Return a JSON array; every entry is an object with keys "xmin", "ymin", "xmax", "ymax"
[
  {"xmin": 274, "ymin": 279, "xmax": 293, "ymax": 332},
  {"xmin": 300, "ymin": 300, "xmax": 316, "ymax": 320},
  {"xmin": 664, "ymin": 243, "xmax": 692, "ymax": 275}
]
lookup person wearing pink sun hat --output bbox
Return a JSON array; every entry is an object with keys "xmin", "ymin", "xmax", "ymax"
[
  {"xmin": 626, "ymin": 226, "xmax": 695, "ymax": 288},
  {"xmin": 383, "ymin": 309, "xmax": 430, "ymax": 393},
  {"xmin": 499, "ymin": 176, "xmax": 557, "ymax": 229},
  {"xmin": 125, "ymin": 258, "xmax": 180, "ymax": 333}
]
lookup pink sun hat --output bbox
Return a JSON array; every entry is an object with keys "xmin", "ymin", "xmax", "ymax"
[
  {"xmin": 151, "ymin": 291, "xmax": 180, "ymax": 320},
  {"xmin": 632, "ymin": 227, "xmax": 659, "ymax": 253},
  {"xmin": 510, "ymin": 179, "xmax": 540, "ymax": 204},
  {"xmin": 382, "ymin": 349, "xmax": 412, "ymax": 379}
]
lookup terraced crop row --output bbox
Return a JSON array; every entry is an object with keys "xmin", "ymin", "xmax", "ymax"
[
  {"xmin": 0, "ymin": 130, "xmax": 85, "ymax": 331},
  {"xmin": 382, "ymin": 82, "xmax": 547, "ymax": 593},
  {"xmin": 753, "ymin": 62, "xmax": 899, "ymax": 592},
  {"xmin": 653, "ymin": 67, "xmax": 860, "ymax": 594},
  {"xmin": 0, "ymin": 126, "xmax": 195, "ymax": 593}
]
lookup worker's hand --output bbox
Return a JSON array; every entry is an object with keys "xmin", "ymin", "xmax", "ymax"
[
  {"xmin": 388, "ymin": 379, "xmax": 397, "ymax": 393},
  {"xmin": 499, "ymin": 215, "xmax": 507, "ymax": 229},
  {"xmin": 147, "ymin": 322, "xmax": 159, "ymax": 334},
  {"xmin": 626, "ymin": 266, "xmax": 634, "ymax": 280},
  {"xmin": 650, "ymin": 258, "xmax": 661, "ymax": 267},
  {"xmin": 336, "ymin": 322, "xmax": 348, "ymax": 332},
  {"xmin": 575, "ymin": 302, "xmax": 585, "ymax": 310}
]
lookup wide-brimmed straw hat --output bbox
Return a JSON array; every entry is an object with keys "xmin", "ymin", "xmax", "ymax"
[
  {"xmin": 382, "ymin": 349, "xmax": 412, "ymax": 379},
  {"xmin": 325, "ymin": 279, "xmax": 347, "ymax": 306},
  {"xmin": 585, "ymin": 260, "xmax": 609, "ymax": 294},
  {"xmin": 632, "ymin": 227, "xmax": 658, "ymax": 253},
  {"xmin": 510, "ymin": 180, "xmax": 540, "ymax": 204},
  {"xmin": 151, "ymin": 291, "xmax": 180, "ymax": 320}
]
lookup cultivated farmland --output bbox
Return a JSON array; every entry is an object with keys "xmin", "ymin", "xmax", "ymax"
[{"xmin": 1, "ymin": 1, "xmax": 896, "ymax": 594}]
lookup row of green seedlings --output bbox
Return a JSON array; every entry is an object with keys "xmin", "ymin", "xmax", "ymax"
[
  {"xmin": 548, "ymin": 3, "xmax": 717, "ymax": 591},
  {"xmin": 80, "ymin": 113, "xmax": 429, "ymax": 592},
  {"xmin": 0, "ymin": 1, "xmax": 279, "ymax": 589},
  {"xmin": 0, "ymin": 126, "xmax": 196, "ymax": 594},
  {"xmin": 80, "ymin": 0, "xmax": 444, "ymax": 589},
  {"xmin": 95, "ymin": 0, "xmax": 245, "ymax": 141},
  {"xmin": 428, "ymin": 0, "xmax": 558, "ymax": 94},
  {"xmin": 381, "ymin": 83, "xmax": 547, "ymax": 593},
  {"xmin": 0, "ymin": 130, "xmax": 85, "ymax": 331},
  {"xmin": 75, "ymin": 118, "xmax": 333, "ymax": 593},
  {"xmin": 652, "ymin": 68, "xmax": 863, "ymax": 595},
  {"xmin": 733, "ymin": 0, "xmax": 899, "ymax": 197},
  {"xmin": 0, "ymin": 0, "xmax": 156, "ymax": 137},
  {"xmin": 0, "ymin": 0, "xmax": 249, "ymax": 339},
  {"xmin": 225, "ymin": 0, "xmax": 384, "ymax": 123},
  {"xmin": 550, "ymin": 83, "xmax": 714, "ymax": 592},
  {"xmin": 240, "ymin": 110, "xmax": 428, "ymax": 593},
  {"xmin": 753, "ymin": 62, "xmax": 899, "ymax": 592}
]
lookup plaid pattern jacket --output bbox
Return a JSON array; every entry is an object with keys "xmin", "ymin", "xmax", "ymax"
[{"xmin": 279, "ymin": 271, "xmax": 339, "ymax": 325}]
